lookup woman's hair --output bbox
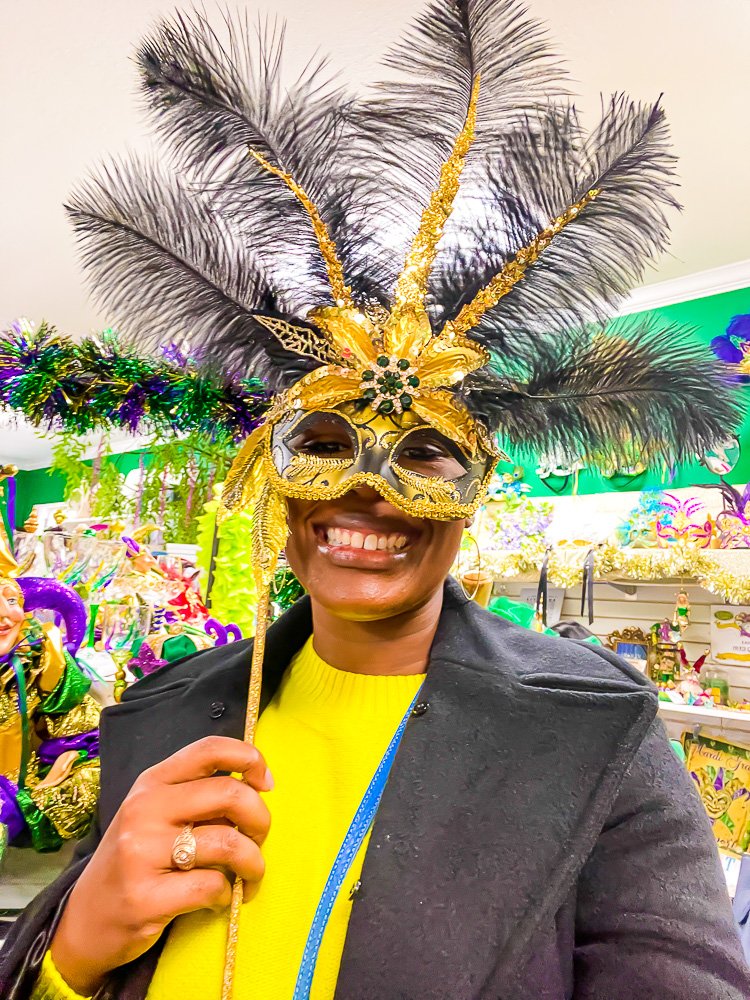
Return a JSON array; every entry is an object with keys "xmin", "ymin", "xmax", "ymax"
[{"xmin": 552, "ymin": 620, "xmax": 595, "ymax": 641}]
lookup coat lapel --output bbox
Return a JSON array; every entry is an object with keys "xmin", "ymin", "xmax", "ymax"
[{"xmin": 334, "ymin": 583, "xmax": 656, "ymax": 999}]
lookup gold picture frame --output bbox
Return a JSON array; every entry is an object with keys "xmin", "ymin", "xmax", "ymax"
[{"xmin": 607, "ymin": 626, "xmax": 652, "ymax": 675}]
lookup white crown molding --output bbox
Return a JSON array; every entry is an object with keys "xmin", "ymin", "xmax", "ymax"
[{"xmin": 618, "ymin": 259, "xmax": 750, "ymax": 315}]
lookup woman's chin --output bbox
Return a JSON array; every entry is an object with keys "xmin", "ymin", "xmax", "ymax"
[{"xmin": 307, "ymin": 564, "xmax": 424, "ymax": 622}]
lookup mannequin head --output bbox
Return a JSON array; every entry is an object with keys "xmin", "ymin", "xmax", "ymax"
[{"xmin": 0, "ymin": 579, "xmax": 25, "ymax": 658}]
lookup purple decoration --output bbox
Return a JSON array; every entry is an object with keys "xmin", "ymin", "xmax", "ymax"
[
  {"xmin": 6, "ymin": 475, "xmax": 16, "ymax": 537},
  {"xmin": 17, "ymin": 577, "xmax": 87, "ymax": 655},
  {"xmin": 0, "ymin": 775, "xmax": 26, "ymax": 842},
  {"xmin": 128, "ymin": 643, "xmax": 167, "ymax": 677},
  {"xmin": 38, "ymin": 730, "xmax": 100, "ymax": 765},
  {"xmin": 204, "ymin": 618, "xmax": 243, "ymax": 645},
  {"xmin": 121, "ymin": 536, "xmax": 140, "ymax": 557},
  {"xmin": 711, "ymin": 315, "xmax": 750, "ymax": 383}
]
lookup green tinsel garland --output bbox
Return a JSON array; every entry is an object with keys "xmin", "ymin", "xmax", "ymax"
[{"xmin": 0, "ymin": 319, "xmax": 267, "ymax": 442}]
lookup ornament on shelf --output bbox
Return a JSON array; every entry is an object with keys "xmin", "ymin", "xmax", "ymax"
[
  {"xmin": 672, "ymin": 588, "xmax": 691, "ymax": 634},
  {"xmin": 656, "ymin": 493, "xmax": 714, "ymax": 548},
  {"xmin": 702, "ymin": 478, "xmax": 750, "ymax": 549},
  {"xmin": 616, "ymin": 490, "xmax": 670, "ymax": 548}
]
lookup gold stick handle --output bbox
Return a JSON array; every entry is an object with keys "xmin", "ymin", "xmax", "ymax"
[{"xmin": 221, "ymin": 585, "xmax": 271, "ymax": 1000}]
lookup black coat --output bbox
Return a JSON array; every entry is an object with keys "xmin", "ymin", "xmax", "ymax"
[{"xmin": 2, "ymin": 580, "xmax": 749, "ymax": 999}]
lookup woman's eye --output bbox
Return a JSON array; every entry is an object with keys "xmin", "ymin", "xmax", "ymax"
[
  {"xmin": 401, "ymin": 445, "xmax": 446, "ymax": 462},
  {"xmin": 396, "ymin": 434, "xmax": 467, "ymax": 479},
  {"xmin": 297, "ymin": 438, "xmax": 350, "ymax": 456}
]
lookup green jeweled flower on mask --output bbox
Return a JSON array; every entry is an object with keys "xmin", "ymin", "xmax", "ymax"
[{"xmin": 359, "ymin": 356, "xmax": 421, "ymax": 415}]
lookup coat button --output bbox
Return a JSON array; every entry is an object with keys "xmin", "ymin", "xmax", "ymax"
[
  {"xmin": 209, "ymin": 701, "xmax": 225, "ymax": 719},
  {"xmin": 411, "ymin": 701, "xmax": 429, "ymax": 717}
]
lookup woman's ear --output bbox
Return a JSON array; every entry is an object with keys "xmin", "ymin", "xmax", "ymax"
[{"xmin": 464, "ymin": 516, "xmax": 474, "ymax": 529}]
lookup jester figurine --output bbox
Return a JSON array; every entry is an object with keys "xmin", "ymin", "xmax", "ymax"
[
  {"xmin": 0, "ymin": 542, "xmax": 100, "ymax": 858},
  {"xmin": 4, "ymin": 2, "xmax": 749, "ymax": 1000}
]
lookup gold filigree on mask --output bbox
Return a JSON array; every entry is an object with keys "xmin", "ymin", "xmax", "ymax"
[{"xmin": 254, "ymin": 316, "xmax": 340, "ymax": 366}]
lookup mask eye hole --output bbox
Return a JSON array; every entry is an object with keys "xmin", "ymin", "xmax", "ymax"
[
  {"xmin": 393, "ymin": 428, "xmax": 469, "ymax": 480},
  {"xmin": 286, "ymin": 412, "xmax": 356, "ymax": 460}
]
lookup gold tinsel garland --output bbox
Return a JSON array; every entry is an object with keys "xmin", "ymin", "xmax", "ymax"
[{"xmin": 473, "ymin": 544, "xmax": 750, "ymax": 605}]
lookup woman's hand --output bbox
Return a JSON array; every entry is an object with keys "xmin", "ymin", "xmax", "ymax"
[{"xmin": 50, "ymin": 736, "xmax": 273, "ymax": 996}]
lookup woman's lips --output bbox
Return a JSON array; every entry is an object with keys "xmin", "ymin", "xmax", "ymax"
[{"xmin": 313, "ymin": 523, "xmax": 416, "ymax": 568}]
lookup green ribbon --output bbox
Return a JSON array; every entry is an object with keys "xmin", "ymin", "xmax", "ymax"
[
  {"xmin": 39, "ymin": 651, "xmax": 91, "ymax": 715},
  {"xmin": 9, "ymin": 652, "xmax": 30, "ymax": 789},
  {"xmin": 15, "ymin": 789, "xmax": 63, "ymax": 852}
]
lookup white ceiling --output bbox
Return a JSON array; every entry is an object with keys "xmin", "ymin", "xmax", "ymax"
[{"xmin": 1, "ymin": 0, "xmax": 750, "ymax": 472}]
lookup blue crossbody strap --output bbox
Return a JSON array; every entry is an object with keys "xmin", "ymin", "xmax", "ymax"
[{"xmin": 292, "ymin": 687, "xmax": 422, "ymax": 1000}]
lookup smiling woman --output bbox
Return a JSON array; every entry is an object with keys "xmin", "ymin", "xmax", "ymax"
[{"xmin": 2, "ymin": 1, "xmax": 749, "ymax": 999}]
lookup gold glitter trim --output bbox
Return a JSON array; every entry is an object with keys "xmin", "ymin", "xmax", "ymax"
[
  {"xmin": 443, "ymin": 188, "xmax": 600, "ymax": 339},
  {"xmin": 249, "ymin": 149, "xmax": 353, "ymax": 308},
  {"xmin": 44, "ymin": 695, "xmax": 101, "ymax": 739},
  {"xmin": 251, "ymin": 481, "xmax": 289, "ymax": 588},
  {"xmin": 467, "ymin": 542, "xmax": 750, "ymax": 606},
  {"xmin": 390, "ymin": 75, "xmax": 481, "ymax": 324},
  {"xmin": 222, "ymin": 584, "xmax": 272, "ymax": 1000},
  {"xmin": 27, "ymin": 760, "xmax": 100, "ymax": 840},
  {"xmin": 220, "ymin": 424, "xmax": 270, "ymax": 517}
]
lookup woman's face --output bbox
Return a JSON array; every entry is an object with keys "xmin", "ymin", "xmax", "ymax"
[
  {"xmin": 0, "ymin": 582, "xmax": 25, "ymax": 656},
  {"xmin": 285, "ymin": 490, "xmax": 466, "ymax": 621}
]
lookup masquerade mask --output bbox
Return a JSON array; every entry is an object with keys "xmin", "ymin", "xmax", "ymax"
[{"xmin": 269, "ymin": 404, "xmax": 496, "ymax": 520}]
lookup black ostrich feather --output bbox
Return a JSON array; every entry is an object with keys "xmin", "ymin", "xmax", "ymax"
[
  {"xmin": 137, "ymin": 9, "xmax": 390, "ymax": 304},
  {"xmin": 431, "ymin": 96, "xmax": 679, "ymax": 345},
  {"xmin": 461, "ymin": 319, "xmax": 744, "ymax": 467},
  {"xmin": 66, "ymin": 156, "xmax": 318, "ymax": 391},
  {"xmin": 349, "ymin": 0, "xmax": 568, "ymax": 290}
]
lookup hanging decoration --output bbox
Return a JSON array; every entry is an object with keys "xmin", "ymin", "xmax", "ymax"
[
  {"xmin": 196, "ymin": 492, "xmax": 258, "ymax": 638},
  {"xmin": 0, "ymin": 319, "xmax": 268, "ymax": 442},
  {"xmin": 711, "ymin": 314, "xmax": 750, "ymax": 384}
]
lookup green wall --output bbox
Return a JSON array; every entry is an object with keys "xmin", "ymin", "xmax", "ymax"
[
  {"xmin": 13, "ymin": 450, "xmax": 146, "ymax": 525},
  {"xmin": 513, "ymin": 286, "xmax": 750, "ymax": 496}
]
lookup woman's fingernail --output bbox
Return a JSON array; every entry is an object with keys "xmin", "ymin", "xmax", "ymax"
[{"xmin": 263, "ymin": 767, "xmax": 274, "ymax": 790}]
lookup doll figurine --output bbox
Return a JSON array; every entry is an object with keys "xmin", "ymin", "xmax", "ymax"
[{"xmin": 0, "ymin": 575, "xmax": 100, "ymax": 857}]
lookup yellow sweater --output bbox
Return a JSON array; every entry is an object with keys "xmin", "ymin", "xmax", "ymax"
[{"xmin": 37, "ymin": 637, "xmax": 423, "ymax": 1000}]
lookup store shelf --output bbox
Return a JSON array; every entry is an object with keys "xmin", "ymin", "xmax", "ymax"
[{"xmin": 657, "ymin": 700, "xmax": 750, "ymax": 736}]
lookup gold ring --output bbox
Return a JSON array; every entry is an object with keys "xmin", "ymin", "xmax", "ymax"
[{"xmin": 171, "ymin": 823, "xmax": 197, "ymax": 871}]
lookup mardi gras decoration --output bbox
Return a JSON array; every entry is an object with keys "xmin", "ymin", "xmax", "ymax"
[
  {"xmin": 684, "ymin": 732, "xmax": 750, "ymax": 857},
  {"xmin": 702, "ymin": 478, "xmax": 750, "ymax": 549},
  {"xmin": 656, "ymin": 493, "xmax": 715, "ymax": 548},
  {"xmin": 616, "ymin": 491, "xmax": 670, "ymax": 548},
  {"xmin": 0, "ymin": 319, "xmax": 268, "ymax": 443},
  {"xmin": 0, "ymin": 542, "xmax": 100, "ymax": 857},
  {"xmin": 672, "ymin": 588, "xmax": 691, "ymax": 634},
  {"xmin": 711, "ymin": 314, "xmax": 750, "ymax": 384},
  {"xmin": 65, "ymin": 1, "xmax": 743, "ymax": 992}
]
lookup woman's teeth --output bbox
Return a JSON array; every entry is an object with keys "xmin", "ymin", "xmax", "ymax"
[{"xmin": 325, "ymin": 528, "xmax": 408, "ymax": 551}]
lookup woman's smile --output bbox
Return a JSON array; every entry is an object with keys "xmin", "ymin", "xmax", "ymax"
[{"xmin": 312, "ymin": 512, "xmax": 421, "ymax": 570}]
